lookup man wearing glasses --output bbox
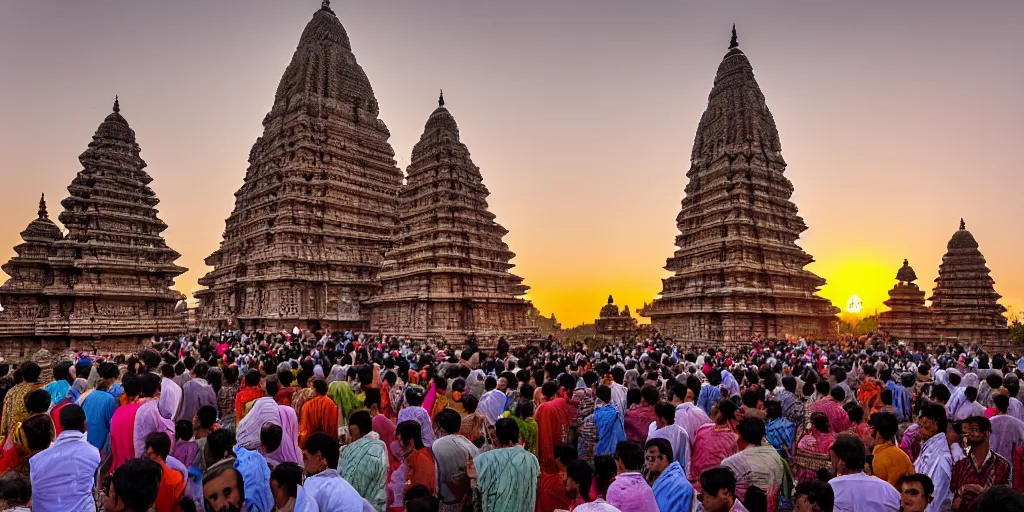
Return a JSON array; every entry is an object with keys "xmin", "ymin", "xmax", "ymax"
[{"xmin": 949, "ymin": 416, "xmax": 1010, "ymax": 512}]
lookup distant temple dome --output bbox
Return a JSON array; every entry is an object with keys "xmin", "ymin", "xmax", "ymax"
[
  {"xmin": 600, "ymin": 295, "xmax": 620, "ymax": 318},
  {"xmin": 947, "ymin": 218, "xmax": 979, "ymax": 250},
  {"xmin": 896, "ymin": 259, "xmax": 917, "ymax": 283}
]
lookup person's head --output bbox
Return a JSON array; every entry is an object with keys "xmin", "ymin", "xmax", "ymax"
[
  {"xmin": 593, "ymin": 455, "xmax": 617, "ymax": 499},
  {"xmin": 736, "ymin": 417, "xmax": 766, "ymax": 449},
  {"xmin": 918, "ymin": 403, "xmax": 948, "ymax": 440},
  {"xmin": 243, "ymin": 369, "xmax": 261, "ymax": 388},
  {"xmin": 21, "ymin": 414, "xmax": 53, "ymax": 453},
  {"xmin": 964, "ymin": 386, "xmax": 978, "ymax": 403},
  {"xmin": 554, "ymin": 443, "xmax": 578, "ymax": 471},
  {"xmin": 828, "ymin": 434, "xmax": 866, "ymax": 476},
  {"xmin": 264, "ymin": 376, "xmax": 280, "ymax": 397},
  {"xmin": 144, "ymin": 431, "xmax": 172, "ymax": 462},
  {"xmin": 596, "ymin": 385, "xmax": 611, "ymax": 404},
  {"xmin": 614, "ymin": 440, "xmax": 644, "ymax": 472},
  {"xmin": 793, "ymin": 480, "xmax": 835, "ymax": 512},
  {"xmin": 106, "ymin": 458, "xmax": 162, "ymax": 512},
  {"xmin": 644, "ymin": 438, "xmax": 673, "ymax": 477},
  {"xmin": 58, "ymin": 403, "xmax": 87, "ymax": 433},
  {"xmin": 994, "ymin": 393, "xmax": 1010, "ymax": 414},
  {"xmin": 269, "ymin": 462, "xmax": 303, "ymax": 510},
  {"xmin": 960, "ymin": 415, "xmax": 992, "ymax": 448},
  {"xmin": 699, "ymin": 467, "xmax": 738, "ymax": 512},
  {"xmin": 161, "ymin": 363, "xmax": 176, "ymax": 380},
  {"xmin": 807, "ymin": 412, "xmax": 828, "ymax": 434},
  {"xmin": 397, "ymin": 419, "xmax": 425, "ymax": 454},
  {"xmin": 197, "ymin": 405, "xmax": 218, "ymax": 430},
  {"xmin": 204, "ymin": 428, "xmax": 236, "ymax": 467},
  {"xmin": 947, "ymin": 372, "xmax": 961, "ymax": 387},
  {"xmin": 869, "ymin": 412, "xmax": 899, "ymax": 444},
  {"xmin": 0, "ymin": 472, "xmax": 30, "ymax": 508},
  {"xmin": 404, "ymin": 485, "xmax": 440, "ymax": 512},
  {"xmin": 815, "ymin": 381, "xmax": 830, "ymax": 398},
  {"xmin": 175, "ymin": 419, "xmax": 194, "ymax": 442},
  {"xmin": 969, "ymin": 485, "xmax": 1024, "ymax": 512},
  {"xmin": 898, "ymin": 474, "xmax": 934, "ymax": 512},
  {"xmin": 640, "ymin": 385, "xmax": 660, "ymax": 406},
  {"xmin": 764, "ymin": 399, "xmax": 782, "ymax": 421},
  {"xmin": 844, "ymin": 403, "xmax": 864, "ymax": 425},
  {"xmin": 19, "ymin": 361, "xmax": 41, "ymax": 383},
  {"xmin": 485, "ymin": 377, "xmax": 498, "ymax": 392},
  {"xmin": 302, "ymin": 432, "xmax": 340, "ymax": 474},
  {"xmin": 25, "ymin": 389, "xmax": 50, "ymax": 414},
  {"xmin": 565, "ymin": 460, "xmax": 593, "ymax": 503},
  {"xmin": 349, "ymin": 409, "xmax": 374, "ymax": 440},
  {"xmin": 461, "ymin": 393, "xmax": 479, "ymax": 414},
  {"xmin": 541, "ymin": 381, "xmax": 558, "ymax": 399},
  {"xmin": 312, "ymin": 379, "xmax": 328, "ymax": 396},
  {"xmin": 714, "ymin": 399, "xmax": 738, "ymax": 425},
  {"xmin": 829, "ymin": 386, "xmax": 846, "ymax": 403},
  {"xmin": 363, "ymin": 387, "xmax": 382, "ymax": 411},
  {"xmin": 930, "ymin": 384, "xmax": 951, "ymax": 404},
  {"xmin": 494, "ymin": 417, "xmax": 520, "ymax": 447},
  {"xmin": 260, "ymin": 423, "xmax": 283, "ymax": 453},
  {"xmin": 98, "ymin": 362, "xmax": 120, "ymax": 387},
  {"xmin": 405, "ymin": 386, "xmax": 425, "ymax": 407},
  {"xmin": 203, "ymin": 464, "xmax": 245, "ymax": 512},
  {"xmin": 782, "ymin": 375, "xmax": 797, "ymax": 393},
  {"xmin": 139, "ymin": 372, "xmax": 161, "ymax": 398},
  {"xmin": 741, "ymin": 390, "xmax": 759, "ymax": 409}
]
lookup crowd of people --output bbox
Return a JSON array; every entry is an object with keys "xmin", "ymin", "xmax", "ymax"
[{"xmin": 1, "ymin": 330, "xmax": 1024, "ymax": 512}]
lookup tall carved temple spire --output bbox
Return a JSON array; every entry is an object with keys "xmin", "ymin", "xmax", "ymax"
[
  {"xmin": 365, "ymin": 97, "xmax": 537, "ymax": 344},
  {"xmin": 37, "ymin": 193, "xmax": 47, "ymax": 219},
  {"xmin": 196, "ymin": 4, "xmax": 403, "ymax": 331},
  {"xmin": 729, "ymin": 24, "xmax": 738, "ymax": 49},
  {"xmin": 879, "ymin": 259, "xmax": 934, "ymax": 350},
  {"xmin": 640, "ymin": 29, "xmax": 838, "ymax": 346},
  {"xmin": 0, "ymin": 100, "xmax": 187, "ymax": 343},
  {"xmin": 929, "ymin": 219, "xmax": 1010, "ymax": 350}
]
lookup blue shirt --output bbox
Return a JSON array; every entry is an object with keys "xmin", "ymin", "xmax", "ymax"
[
  {"xmin": 29, "ymin": 430, "xmax": 101, "ymax": 512},
  {"xmin": 697, "ymin": 384, "xmax": 722, "ymax": 416},
  {"xmin": 82, "ymin": 388, "xmax": 119, "ymax": 452},
  {"xmin": 765, "ymin": 417, "xmax": 795, "ymax": 460},
  {"xmin": 43, "ymin": 380, "xmax": 70, "ymax": 405}
]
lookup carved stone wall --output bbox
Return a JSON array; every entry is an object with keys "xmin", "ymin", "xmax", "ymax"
[
  {"xmin": 364, "ymin": 97, "xmax": 537, "ymax": 346},
  {"xmin": 0, "ymin": 100, "xmax": 187, "ymax": 345},
  {"xmin": 197, "ymin": 3, "xmax": 402, "ymax": 332},
  {"xmin": 641, "ymin": 31, "xmax": 839, "ymax": 349}
]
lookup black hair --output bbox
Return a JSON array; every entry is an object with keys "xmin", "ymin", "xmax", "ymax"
[
  {"xmin": 964, "ymin": 386, "xmax": 979, "ymax": 403},
  {"xmin": 21, "ymin": 414, "xmax": 53, "ymax": 452},
  {"xmin": 920, "ymin": 403, "xmax": 948, "ymax": 434},
  {"xmin": 139, "ymin": 372, "xmax": 161, "ymax": 398},
  {"xmin": 897, "ymin": 473, "xmax": 934, "ymax": 497},
  {"xmin": 845, "ymin": 403, "xmax": 864, "ymax": 424},
  {"xmin": 596, "ymin": 385, "xmax": 611, "ymax": 404},
  {"xmin": 435, "ymin": 408, "xmax": 461, "ymax": 436},
  {"xmin": 794, "ymin": 481, "xmax": 835, "ymax": 512},
  {"xmin": 265, "ymin": 376, "xmax": 280, "ymax": 397},
  {"xmin": 197, "ymin": 405, "xmax": 218, "ymax": 429},
  {"xmin": 25, "ymin": 389, "xmax": 51, "ymax": 414},
  {"xmin": 397, "ymin": 420, "xmax": 425, "ymax": 450},
  {"xmin": 699, "ymin": 467, "xmax": 737, "ymax": 499},
  {"xmin": 645, "ymin": 438, "xmax": 674, "ymax": 463},
  {"xmin": 641, "ymin": 385, "xmax": 660, "ymax": 406},
  {"xmin": 811, "ymin": 412, "xmax": 830, "ymax": 433},
  {"xmin": 113, "ymin": 458, "xmax": 163, "ymax": 512},
  {"xmin": 741, "ymin": 390, "xmax": 759, "ymax": 408},
  {"xmin": 593, "ymin": 455, "xmax": 617, "ymax": 498},
  {"xmin": 765, "ymin": 400, "xmax": 782, "ymax": 420},
  {"xmin": 554, "ymin": 443, "xmax": 578, "ymax": 467},
  {"xmin": 829, "ymin": 434, "xmax": 866, "ymax": 471},
  {"xmin": 175, "ymin": 419, "xmax": 194, "ymax": 441},
  {"xmin": 312, "ymin": 379, "xmax": 328, "ymax": 395},
  {"xmin": 0, "ymin": 471, "xmax": 30, "ymax": 505},
  {"xmin": 261, "ymin": 423, "xmax": 283, "ymax": 452},
  {"xmin": 566, "ymin": 460, "xmax": 593, "ymax": 503},
  {"xmin": 961, "ymin": 415, "xmax": 992, "ymax": 433},
  {"xmin": 206, "ymin": 428, "xmax": 236, "ymax": 464},
  {"xmin": 830, "ymin": 386, "xmax": 846, "ymax": 402},
  {"xmin": 654, "ymin": 401, "xmax": 676, "ymax": 424},
  {"xmin": 304, "ymin": 432, "xmax": 341, "ymax": 469},
  {"xmin": 462, "ymin": 393, "xmax": 479, "ymax": 414},
  {"xmin": 869, "ymin": 412, "xmax": 899, "ymax": 441},
  {"xmin": 271, "ymin": 462, "xmax": 303, "ymax": 498},
  {"xmin": 99, "ymin": 362, "xmax": 119, "ymax": 380},
  {"xmin": 494, "ymin": 417, "xmax": 520, "ymax": 445},
  {"xmin": 614, "ymin": 440, "xmax": 645, "ymax": 471},
  {"xmin": 995, "ymin": 394, "xmax": 1010, "ymax": 413},
  {"xmin": 144, "ymin": 431, "xmax": 172, "ymax": 459},
  {"xmin": 736, "ymin": 417, "xmax": 766, "ymax": 445},
  {"xmin": 781, "ymin": 376, "xmax": 797, "ymax": 393}
]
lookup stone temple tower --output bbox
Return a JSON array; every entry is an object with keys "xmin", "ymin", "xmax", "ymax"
[
  {"xmin": 641, "ymin": 27, "xmax": 839, "ymax": 347},
  {"xmin": 196, "ymin": 2, "xmax": 403, "ymax": 332},
  {"xmin": 365, "ymin": 94, "xmax": 537, "ymax": 345},
  {"xmin": 929, "ymin": 219, "xmax": 1010, "ymax": 351}
]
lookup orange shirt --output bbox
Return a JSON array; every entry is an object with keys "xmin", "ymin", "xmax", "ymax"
[
  {"xmin": 299, "ymin": 394, "xmax": 339, "ymax": 448},
  {"xmin": 871, "ymin": 441, "xmax": 915, "ymax": 488},
  {"xmin": 154, "ymin": 460, "xmax": 186, "ymax": 512},
  {"xmin": 405, "ymin": 447, "xmax": 436, "ymax": 495}
]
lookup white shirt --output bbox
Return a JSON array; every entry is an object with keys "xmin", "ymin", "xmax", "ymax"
[
  {"xmin": 160, "ymin": 376, "xmax": 182, "ymax": 420},
  {"xmin": 29, "ymin": 430, "xmax": 101, "ymax": 512},
  {"xmin": 829, "ymin": 472, "xmax": 900, "ymax": 512}
]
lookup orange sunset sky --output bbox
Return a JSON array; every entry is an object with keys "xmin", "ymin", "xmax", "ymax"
[{"xmin": 1, "ymin": 1, "xmax": 1022, "ymax": 327}]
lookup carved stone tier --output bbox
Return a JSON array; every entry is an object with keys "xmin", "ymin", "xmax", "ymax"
[
  {"xmin": 596, "ymin": 295, "xmax": 638, "ymax": 339},
  {"xmin": 196, "ymin": 3, "xmax": 403, "ymax": 332},
  {"xmin": 640, "ymin": 28, "xmax": 839, "ymax": 348},
  {"xmin": 364, "ymin": 96, "xmax": 537, "ymax": 345},
  {"xmin": 928, "ymin": 220, "xmax": 1010, "ymax": 352},
  {"xmin": 0, "ymin": 99, "xmax": 187, "ymax": 342},
  {"xmin": 879, "ymin": 259, "xmax": 935, "ymax": 350}
]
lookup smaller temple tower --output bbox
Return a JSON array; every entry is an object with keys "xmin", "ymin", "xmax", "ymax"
[
  {"xmin": 595, "ymin": 295, "xmax": 638, "ymax": 339},
  {"xmin": 929, "ymin": 220, "xmax": 1010, "ymax": 351},
  {"xmin": 0, "ymin": 195, "xmax": 63, "ymax": 339},
  {"xmin": 878, "ymin": 259, "xmax": 935, "ymax": 350}
]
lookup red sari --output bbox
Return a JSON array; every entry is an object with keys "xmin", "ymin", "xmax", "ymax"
[
  {"xmin": 298, "ymin": 394, "xmax": 339, "ymax": 448},
  {"xmin": 536, "ymin": 396, "xmax": 576, "ymax": 474},
  {"xmin": 235, "ymin": 386, "xmax": 265, "ymax": 424}
]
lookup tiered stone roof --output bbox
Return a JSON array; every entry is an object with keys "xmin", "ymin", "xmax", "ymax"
[
  {"xmin": 641, "ymin": 27, "xmax": 839, "ymax": 347},
  {"xmin": 596, "ymin": 294, "xmax": 637, "ymax": 339},
  {"xmin": 365, "ymin": 95, "xmax": 537, "ymax": 344},
  {"xmin": 929, "ymin": 220, "xmax": 1010, "ymax": 350},
  {"xmin": 879, "ymin": 259, "xmax": 935, "ymax": 350},
  {"xmin": 196, "ymin": 2, "xmax": 403, "ymax": 332},
  {"xmin": 0, "ymin": 99, "xmax": 187, "ymax": 341}
]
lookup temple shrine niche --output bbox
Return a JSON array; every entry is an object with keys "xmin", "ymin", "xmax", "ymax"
[
  {"xmin": 595, "ymin": 295, "xmax": 638, "ymax": 339},
  {"xmin": 0, "ymin": 99, "xmax": 187, "ymax": 351},
  {"xmin": 640, "ymin": 27, "xmax": 839, "ymax": 348},
  {"xmin": 195, "ymin": 2, "xmax": 403, "ymax": 332},
  {"xmin": 928, "ymin": 220, "xmax": 1010, "ymax": 351},
  {"xmin": 878, "ymin": 259, "xmax": 935, "ymax": 351},
  {"xmin": 365, "ymin": 94, "xmax": 538, "ymax": 345}
]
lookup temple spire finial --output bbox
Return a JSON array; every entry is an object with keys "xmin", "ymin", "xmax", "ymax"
[
  {"xmin": 608, "ymin": 294, "xmax": 614, "ymax": 304},
  {"xmin": 321, "ymin": 0, "xmax": 330, "ymax": 9},
  {"xmin": 729, "ymin": 24, "xmax": 738, "ymax": 49},
  {"xmin": 38, "ymin": 193, "xmax": 47, "ymax": 219},
  {"xmin": 438, "ymin": 89, "xmax": 445, "ymax": 108},
  {"xmin": 960, "ymin": 218, "xmax": 966, "ymax": 230},
  {"xmin": 113, "ymin": 95, "xmax": 120, "ymax": 113}
]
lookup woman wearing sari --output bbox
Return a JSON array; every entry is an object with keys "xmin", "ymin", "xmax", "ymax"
[
  {"xmin": 509, "ymin": 400, "xmax": 538, "ymax": 455},
  {"xmin": 0, "ymin": 389, "xmax": 52, "ymax": 476},
  {"xmin": 460, "ymin": 394, "xmax": 488, "ymax": 445},
  {"xmin": 328, "ymin": 380, "xmax": 361, "ymax": 423},
  {"xmin": 687, "ymin": 399, "xmax": 739, "ymax": 491},
  {"xmin": 792, "ymin": 412, "xmax": 835, "ymax": 483}
]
